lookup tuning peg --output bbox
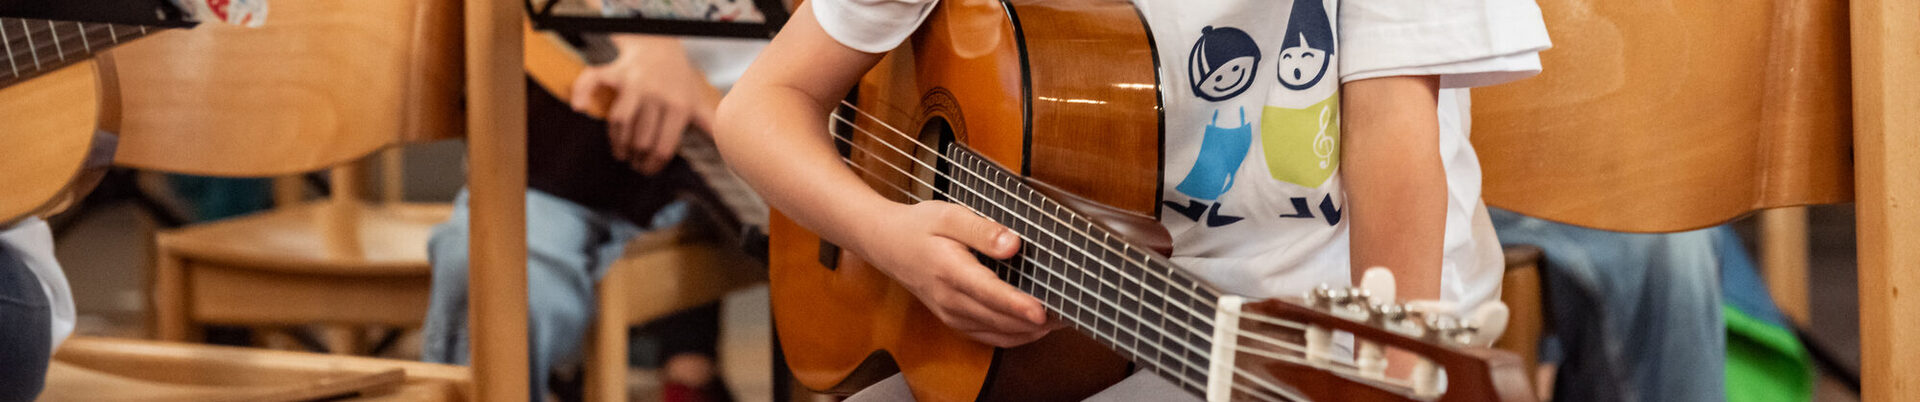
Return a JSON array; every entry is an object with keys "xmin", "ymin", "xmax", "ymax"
[
  {"xmin": 1309, "ymin": 284, "xmax": 1335, "ymax": 306},
  {"xmin": 1465, "ymin": 302, "xmax": 1510, "ymax": 347},
  {"xmin": 1355, "ymin": 267, "xmax": 1396, "ymax": 380},
  {"xmin": 1360, "ymin": 267, "xmax": 1396, "ymax": 305}
]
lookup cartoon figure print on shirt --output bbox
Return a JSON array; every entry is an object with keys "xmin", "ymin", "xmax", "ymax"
[
  {"xmin": 1262, "ymin": 0, "xmax": 1341, "ymax": 195},
  {"xmin": 1167, "ymin": 26, "xmax": 1259, "ymax": 227}
]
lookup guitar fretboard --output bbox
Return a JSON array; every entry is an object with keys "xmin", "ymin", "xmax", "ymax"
[
  {"xmin": 945, "ymin": 147, "xmax": 1224, "ymax": 397},
  {"xmin": 0, "ymin": 18, "xmax": 154, "ymax": 89}
]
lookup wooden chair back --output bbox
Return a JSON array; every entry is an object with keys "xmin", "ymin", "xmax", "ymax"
[
  {"xmin": 107, "ymin": 0, "xmax": 464, "ymax": 177},
  {"xmin": 1471, "ymin": 0, "xmax": 1853, "ymax": 232}
]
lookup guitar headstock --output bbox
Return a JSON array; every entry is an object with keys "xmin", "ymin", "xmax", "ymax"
[{"xmin": 1213, "ymin": 270, "xmax": 1536, "ymax": 402}]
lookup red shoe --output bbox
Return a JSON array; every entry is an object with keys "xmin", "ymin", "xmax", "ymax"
[{"xmin": 661, "ymin": 381, "xmax": 733, "ymax": 402}]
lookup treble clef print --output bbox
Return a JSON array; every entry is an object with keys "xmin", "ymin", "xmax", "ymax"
[{"xmin": 1312, "ymin": 105, "xmax": 1334, "ymax": 169}]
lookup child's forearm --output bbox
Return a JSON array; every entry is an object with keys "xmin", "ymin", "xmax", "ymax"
[
  {"xmin": 1341, "ymin": 75, "xmax": 1446, "ymax": 302},
  {"xmin": 712, "ymin": 7, "xmax": 901, "ymax": 253}
]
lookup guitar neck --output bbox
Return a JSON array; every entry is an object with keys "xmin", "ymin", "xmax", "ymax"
[
  {"xmin": 0, "ymin": 18, "xmax": 156, "ymax": 89},
  {"xmin": 944, "ymin": 147, "xmax": 1225, "ymax": 397}
]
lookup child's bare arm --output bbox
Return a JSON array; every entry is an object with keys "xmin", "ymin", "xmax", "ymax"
[
  {"xmin": 713, "ymin": 5, "xmax": 1053, "ymax": 347},
  {"xmin": 1341, "ymin": 75, "xmax": 1445, "ymax": 302}
]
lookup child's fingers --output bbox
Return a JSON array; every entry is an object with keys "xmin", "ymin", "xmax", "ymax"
[
  {"xmin": 942, "ymin": 254, "xmax": 1047, "ymax": 327},
  {"xmin": 928, "ymin": 203, "xmax": 1020, "ymax": 259}
]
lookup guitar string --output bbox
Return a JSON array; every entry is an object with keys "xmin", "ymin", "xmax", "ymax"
[
  {"xmin": 822, "ymin": 118, "xmax": 1221, "ymax": 337},
  {"xmin": 831, "ymin": 133, "xmax": 1398, "ymax": 382},
  {"xmin": 833, "ymin": 132, "xmax": 1384, "ymax": 377},
  {"xmin": 846, "ymin": 166, "xmax": 1233, "ymax": 395},
  {"xmin": 1, "ymin": 19, "xmax": 16, "ymax": 76},
  {"xmin": 824, "ymin": 113, "xmax": 1410, "ymax": 378},
  {"xmin": 824, "ymin": 109, "xmax": 1225, "ymax": 323},
  {"xmin": 839, "ymin": 160, "xmax": 1215, "ymax": 390},
  {"xmin": 848, "ymin": 158, "xmax": 1407, "ymax": 399},
  {"xmin": 0, "ymin": 22, "xmax": 124, "ymax": 82},
  {"xmin": 831, "ymin": 144, "xmax": 1215, "ymax": 352},
  {"xmin": 1, "ymin": 24, "xmax": 121, "ymax": 71},
  {"xmin": 821, "ymin": 106, "xmax": 1436, "ymax": 382},
  {"xmin": 0, "ymin": 22, "xmax": 134, "ymax": 82},
  {"xmin": 832, "ymin": 101, "xmax": 1228, "ymax": 311}
]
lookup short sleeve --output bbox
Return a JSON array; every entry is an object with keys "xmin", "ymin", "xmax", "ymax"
[
  {"xmin": 812, "ymin": 0, "xmax": 940, "ymax": 54},
  {"xmin": 1338, "ymin": 0, "xmax": 1552, "ymax": 88}
]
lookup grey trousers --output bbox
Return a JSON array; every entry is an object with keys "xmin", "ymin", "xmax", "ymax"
[{"xmin": 846, "ymin": 371, "xmax": 1201, "ymax": 402}]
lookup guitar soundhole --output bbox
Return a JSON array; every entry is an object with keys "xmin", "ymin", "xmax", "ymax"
[{"xmin": 920, "ymin": 118, "xmax": 957, "ymax": 204}]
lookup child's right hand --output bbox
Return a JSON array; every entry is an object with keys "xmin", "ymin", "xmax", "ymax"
[{"xmin": 853, "ymin": 200, "xmax": 1058, "ymax": 347}]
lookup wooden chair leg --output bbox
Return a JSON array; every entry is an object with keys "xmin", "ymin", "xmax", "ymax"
[
  {"xmin": 586, "ymin": 268, "xmax": 631, "ymax": 402},
  {"xmin": 1759, "ymin": 207, "xmax": 1811, "ymax": 326},
  {"xmin": 153, "ymin": 247, "xmax": 194, "ymax": 342}
]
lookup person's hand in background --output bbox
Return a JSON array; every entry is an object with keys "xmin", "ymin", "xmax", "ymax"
[{"xmin": 570, "ymin": 34, "xmax": 723, "ymax": 174}]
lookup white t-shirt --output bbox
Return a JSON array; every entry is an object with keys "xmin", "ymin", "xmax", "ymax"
[
  {"xmin": 812, "ymin": 0, "xmax": 1548, "ymax": 310},
  {"xmin": 600, "ymin": 0, "xmax": 769, "ymax": 91}
]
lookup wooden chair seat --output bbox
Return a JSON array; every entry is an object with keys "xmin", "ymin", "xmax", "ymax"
[
  {"xmin": 41, "ymin": 336, "xmax": 469, "ymax": 401},
  {"xmin": 153, "ymin": 201, "xmax": 451, "ymax": 341},
  {"xmin": 584, "ymin": 224, "xmax": 767, "ymax": 402},
  {"xmin": 156, "ymin": 202, "xmax": 450, "ymax": 275}
]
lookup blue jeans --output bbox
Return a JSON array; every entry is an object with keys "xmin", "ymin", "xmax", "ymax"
[
  {"xmin": 0, "ymin": 245, "xmax": 50, "ymax": 402},
  {"xmin": 1490, "ymin": 208, "xmax": 1725, "ymax": 402},
  {"xmin": 420, "ymin": 189, "xmax": 686, "ymax": 400}
]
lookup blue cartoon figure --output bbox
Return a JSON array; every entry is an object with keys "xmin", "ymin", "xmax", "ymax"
[
  {"xmin": 1187, "ymin": 26, "xmax": 1260, "ymax": 101},
  {"xmin": 1167, "ymin": 26, "xmax": 1260, "ymax": 227},
  {"xmin": 1175, "ymin": 108, "xmax": 1254, "ymax": 200},
  {"xmin": 1277, "ymin": 0, "xmax": 1335, "ymax": 91}
]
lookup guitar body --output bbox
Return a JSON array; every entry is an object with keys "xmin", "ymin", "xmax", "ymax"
[
  {"xmin": 771, "ymin": 0, "xmax": 1163, "ymax": 400},
  {"xmin": 0, "ymin": 56, "xmax": 117, "ymax": 226}
]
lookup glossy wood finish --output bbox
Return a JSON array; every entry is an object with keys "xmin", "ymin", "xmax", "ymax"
[
  {"xmin": 0, "ymin": 58, "xmax": 105, "ymax": 225},
  {"xmin": 109, "ymin": 0, "xmax": 464, "ymax": 176},
  {"xmin": 1850, "ymin": 0, "xmax": 1920, "ymax": 399},
  {"xmin": 1471, "ymin": 0, "xmax": 1853, "ymax": 232},
  {"xmin": 464, "ymin": 0, "xmax": 533, "ymax": 398},
  {"xmin": 152, "ymin": 202, "xmax": 448, "ymax": 341},
  {"xmin": 770, "ymin": 0, "xmax": 1152, "ymax": 400},
  {"xmin": 45, "ymin": 336, "xmax": 470, "ymax": 401}
]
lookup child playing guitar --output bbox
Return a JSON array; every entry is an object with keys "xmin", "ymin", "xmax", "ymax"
[{"xmin": 714, "ymin": 0, "xmax": 1550, "ymax": 399}]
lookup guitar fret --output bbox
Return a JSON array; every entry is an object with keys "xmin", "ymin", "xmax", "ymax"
[
  {"xmin": 47, "ymin": 21, "xmax": 64, "ymax": 62},
  {"xmin": 21, "ymin": 19, "xmax": 40, "ymax": 70},
  {"xmin": 77, "ymin": 23, "xmax": 91, "ymax": 54},
  {"xmin": 942, "ymin": 148, "xmax": 1227, "ymax": 392},
  {"xmin": 1, "ymin": 19, "xmax": 17, "ymax": 77}
]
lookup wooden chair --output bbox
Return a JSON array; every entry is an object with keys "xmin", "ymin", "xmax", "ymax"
[
  {"xmin": 1469, "ymin": 0, "xmax": 1857, "ymax": 397},
  {"xmin": 42, "ymin": 336, "xmax": 471, "ymax": 401},
  {"xmin": 103, "ymin": 0, "xmax": 463, "ymax": 351},
  {"xmin": 32, "ymin": 0, "xmax": 472, "ymax": 397},
  {"xmin": 1495, "ymin": 246, "xmax": 1547, "ymax": 400},
  {"xmin": 578, "ymin": 222, "xmax": 766, "ymax": 402}
]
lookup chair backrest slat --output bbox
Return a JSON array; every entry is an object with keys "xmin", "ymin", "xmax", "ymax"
[{"xmin": 1472, "ymin": 0, "xmax": 1853, "ymax": 232}]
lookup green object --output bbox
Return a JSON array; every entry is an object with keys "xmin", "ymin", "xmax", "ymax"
[
  {"xmin": 166, "ymin": 175, "xmax": 273, "ymax": 222},
  {"xmin": 1723, "ymin": 304, "xmax": 1814, "ymax": 402}
]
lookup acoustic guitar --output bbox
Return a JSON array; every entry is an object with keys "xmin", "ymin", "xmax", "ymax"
[
  {"xmin": 0, "ymin": 19, "xmax": 160, "ymax": 227},
  {"xmin": 763, "ymin": 1, "xmax": 1536, "ymax": 401}
]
